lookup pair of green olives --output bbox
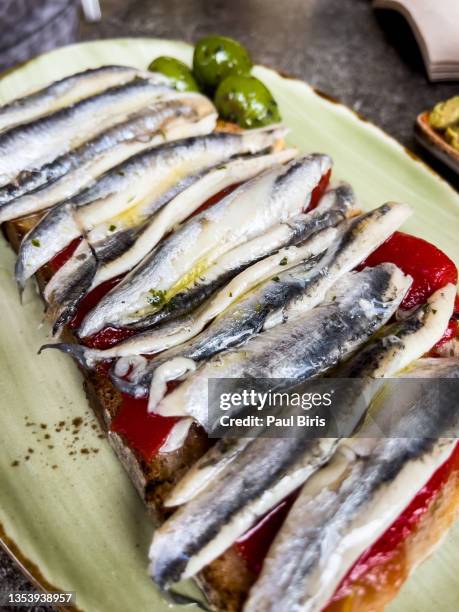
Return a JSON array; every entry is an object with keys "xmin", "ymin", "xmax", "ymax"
[{"xmin": 148, "ymin": 35, "xmax": 280, "ymax": 129}]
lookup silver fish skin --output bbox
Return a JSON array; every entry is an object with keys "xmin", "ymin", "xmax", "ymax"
[
  {"xmin": 163, "ymin": 282, "xmax": 455, "ymax": 508},
  {"xmin": 159, "ymin": 284, "xmax": 454, "ymax": 509},
  {"xmin": 78, "ymin": 153, "xmax": 333, "ymax": 337},
  {"xmin": 0, "ymin": 93, "xmax": 217, "ymax": 218},
  {"xmin": 244, "ymin": 358, "xmax": 459, "ymax": 612},
  {"xmin": 114, "ymin": 229, "xmax": 337, "ymax": 401},
  {"xmin": 156, "ymin": 263, "xmax": 411, "ymax": 427},
  {"xmin": 149, "ymin": 436, "xmax": 338, "ymax": 589},
  {"xmin": 92, "ymin": 148, "xmax": 297, "ymax": 287},
  {"xmin": 0, "ymin": 76, "xmax": 173, "ymax": 187},
  {"xmin": 127, "ymin": 182, "xmax": 356, "ymax": 330},
  {"xmin": 16, "ymin": 128, "xmax": 283, "ymax": 291},
  {"xmin": 0, "ymin": 65, "xmax": 143, "ymax": 133},
  {"xmin": 263, "ymin": 201, "xmax": 412, "ymax": 329},
  {"xmin": 51, "ymin": 200, "xmax": 407, "ymax": 370},
  {"xmin": 42, "ymin": 240, "xmax": 98, "ymax": 333},
  {"xmin": 44, "ymin": 149, "xmax": 296, "ymax": 334},
  {"xmin": 15, "ymin": 203, "xmax": 83, "ymax": 296},
  {"xmin": 164, "ymin": 438, "xmax": 253, "ymax": 508},
  {"xmin": 338, "ymin": 282, "xmax": 456, "ymax": 378}
]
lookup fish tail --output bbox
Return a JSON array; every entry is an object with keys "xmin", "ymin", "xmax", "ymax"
[{"xmin": 38, "ymin": 343, "xmax": 92, "ymax": 369}]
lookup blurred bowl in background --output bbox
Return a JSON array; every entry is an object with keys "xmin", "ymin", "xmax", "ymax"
[{"xmin": 0, "ymin": 0, "xmax": 79, "ymax": 71}]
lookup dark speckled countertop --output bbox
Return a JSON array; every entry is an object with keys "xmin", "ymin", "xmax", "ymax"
[{"xmin": 1, "ymin": 0, "xmax": 458, "ymax": 608}]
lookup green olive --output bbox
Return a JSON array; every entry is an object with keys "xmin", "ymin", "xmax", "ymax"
[
  {"xmin": 193, "ymin": 35, "xmax": 252, "ymax": 92},
  {"xmin": 214, "ymin": 75, "xmax": 281, "ymax": 128},
  {"xmin": 148, "ymin": 56, "xmax": 199, "ymax": 92}
]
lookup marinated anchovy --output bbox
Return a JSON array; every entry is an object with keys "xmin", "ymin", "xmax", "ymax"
[
  {"xmin": 115, "ymin": 228, "xmax": 337, "ymax": 401},
  {"xmin": 156, "ymin": 264, "xmax": 411, "ymax": 427},
  {"xmin": 0, "ymin": 93, "xmax": 217, "ymax": 217},
  {"xmin": 338, "ymin": 283, "xmax": 456, "ymax": 378},
  {"xmin": 49, "ymin": 200, "xmax": 409, "ymax": 369},
  {"xmin": 0, "ymin": 65, "xmax": 142, "ymax": 133},
  {"xmin": 92, "ymin": 148, "xmax": 297, "ymax": 287},
  {"xmin": 164, "ymin": 438, "xmax": 253, "ymax": 508},
  {"xmin": 16, "ymin": 128, "xmax": 284, "ymax": 291},
  {"xmin": 163, "ymin": 280, "xmax": 456, "ymax": 506},
  {"xmin": 44, "ymin": 149, "xmax": 296, "ymax": 334},
  {"xmin": 149, "ymin": 436, "xmax": 338, "ymax": 589},
  {"xmin": 263, "ymin": 201, "xmax": 412, "ymax": 329},
  {"xmin": 0, "ymin": 76, "xmax": 172, "ymax": 187},
  {"xmin": 245, "ymin": 358, "xmax": 459, "ymax": 612},
  {"xmin": 128, "ymin": 183, "xmax": 355, "ymax": 330},
  {"xmin": 78, "ymin": 154, "xmax": 332, "ymax": 337}
]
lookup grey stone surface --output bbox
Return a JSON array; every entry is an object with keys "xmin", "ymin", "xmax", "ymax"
[{"xmin": 1, "ymin": 0, "xmax": 458, "ymax": 607}]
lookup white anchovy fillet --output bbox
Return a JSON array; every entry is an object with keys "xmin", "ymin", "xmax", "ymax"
[
  {"xmin": 118, "ymin": 228, "xmax": 338, "ymax": 402},
  {"xmin": 0, "ymin": 75, "xmax": 173, "ymax": 187},
  {"xmin": 47, "ymin": 198, "xmax": 407, "ymax": 368},
  {"xmin": 78, "ymin": 153, "xmax": 333, "ymax": 337},
  {"xmin": 158, "ymin": 418, "xmax": 195, "ymax": 454},
  {"xmin": 339, "ymin": 283, "xmax": 456, "ymax": 378},
  {"xmin": 43, "ymin": 149, "xmax": 296, "ymax": 334},
  {"xmin": 69, "ymin": 200, "xmax": 405, "ymax": 372},
  {"xmin": 43, "ymin": 202, "xmax": 349, "ymax": 366},
  {"xmin": 164, "ymin": 438, "xmax": 255, "ymax": 507},
  {"xmin": 0, "ymin": 93, "xmax": 217, "ymax": 219},
  {"xmin": 263, "ymin": 201, "xmax": 412, "ymax": 329},
  {"xmin": 17, "ymin": 128, "xmax": 283, "ymax": 291},
  {"xmin": 157, "ymin": 286, "xmax": 453, "ymax": 558},
  {"xmin": 244, "ymin": 358, "xmax": 459, "ymax": 612},
  {"xmin": 156, "ymin": 264, "xmax": 411, "ymax": 428},
  {"xmin": 165, "ymin": 282, "xmax": 454, "ymax": 506},
  {"xmin": 77, "ymin": 126, "xmax": 287, "ymax": 231},
  {"xmin": 41, "ymin": 227, "xmax": 334, "ymax": 365},
  {"xmin": 0, "ymin": 65, "xmax": 143, "ymax": 133},
  {"xmin": 149, "ymin": 436, "xmax": 339, "ymax": 589},
  {"xmin": 124, "ymin": 182, "xmax": 356, "ymax": 331},
  {"xmin": 92, "ymin": 148, "xmax": 298, "ymax": 287}
]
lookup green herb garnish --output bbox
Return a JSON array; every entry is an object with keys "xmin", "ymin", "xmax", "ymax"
[{"xmin": 146, "ymin": 288, "xmax": 167, "ymax": 306}]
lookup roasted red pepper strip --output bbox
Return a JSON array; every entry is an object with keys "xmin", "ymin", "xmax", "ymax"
[
  {"xmin": 358, "ymin": 231, "xmax": 457, "ymax": 310},
  {"xmin": 235, "ymin": 492, "xmax": 298, "ymax": 575},
  {"xmin": 48, "ymin": 237, "xmax": 82, "ymax": 272},
  {"xmin": 308, "ymin": 168, "xmax": 331, "ymax": 211},
  {"xmin": 111, "ymin": 394, "xmax": 180, "ymax": 462},
  {"xmin": 70, "ymin": 276, "xmax": 136, "ymax": 349}
]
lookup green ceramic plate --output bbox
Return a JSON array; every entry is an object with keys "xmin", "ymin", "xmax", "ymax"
[{"xmin": 0, "ymin": 39, "xmax": 458, "ymax": 612}]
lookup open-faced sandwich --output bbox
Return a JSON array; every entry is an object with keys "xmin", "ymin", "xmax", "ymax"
[{"xmin": 1, "ymin": 35, "xmax": 458, "ymax": 612}]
